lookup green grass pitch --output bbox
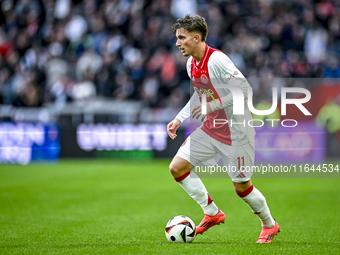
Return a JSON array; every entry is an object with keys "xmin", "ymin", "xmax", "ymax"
[{"xmin": 0, "ymin": 159, "xmax": 340, "ymax": 254}]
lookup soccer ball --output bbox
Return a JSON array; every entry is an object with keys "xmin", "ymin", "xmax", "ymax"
[{"xmin": 165, "ymin": 215, "xmax": 196, "ymax": 243}]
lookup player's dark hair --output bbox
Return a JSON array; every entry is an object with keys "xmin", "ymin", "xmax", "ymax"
[{"xmin": 172, "ymin": 14, "xmax": 208, "ymax": 42}]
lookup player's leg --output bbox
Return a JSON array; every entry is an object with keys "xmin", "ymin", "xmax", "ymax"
[
  {"xmin": 169, "ymin": 155, "xmax": 218, "ymax": 216},
  {"xmin": 216, "ymin": 139, "xmax": 279, "ymax": 242},
  {"xmin": 233, "ymin": 180, "xmax": 279, "ymax": 243},
  {"xmin": 233, "ymin": 180, "xmax": 276, "ymax": 229},
  {"xmin": 169, "ymin": 129, "xmax": 225, "ymax": 234}
]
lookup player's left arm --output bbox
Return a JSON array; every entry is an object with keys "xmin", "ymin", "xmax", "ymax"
[
  {"xmin": 191, "ymin": 52, "xmax": 251, "ymax": 120},
  {"xmin": 207, "ymin": 52, "xmax": 251, "ymax": 112}
]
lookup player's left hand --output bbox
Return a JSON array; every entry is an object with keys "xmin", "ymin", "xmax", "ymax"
[{"xmin": 192, "ymin": 103, "xmax": 212, "ymax": 122}]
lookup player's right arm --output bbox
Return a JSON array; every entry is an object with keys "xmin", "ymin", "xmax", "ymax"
[
  {"xmin": 167, "ymin": 118, "xmax": 182, "ymax": 139},
  {"xmin": 167, "ymin": 91, "xmax": 200, "ymax": 139},
  {"xmin": 168, "ymin": 56, "xmax": 201, "ymax": 139},
  {"xmin": 167, "ymin": 91, "xmax": 201, "ymax": 139}
]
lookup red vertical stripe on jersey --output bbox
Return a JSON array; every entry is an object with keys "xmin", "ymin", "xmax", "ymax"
[
  {"xmin": 237, "ymin": 184, "xmax": 254, "ymax": 197},
  {"xmin": 201, "ymin": 108, "xmax": 231, "ymax": 145},
  {"xmin": 174, "ymin": 172, "xmax": 190, "ymax": 182},
  {"xmin": 197, "ymin": 45, "xmax": 209, "ymax": 69},
  {"xmin": 191, "ymin": 44, "xmax": 232, "ymax": 145}
]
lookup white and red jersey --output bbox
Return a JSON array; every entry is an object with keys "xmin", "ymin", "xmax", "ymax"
[{"xmin": 176, "ymin": 45, "xmax": 255, "ymax": 146}]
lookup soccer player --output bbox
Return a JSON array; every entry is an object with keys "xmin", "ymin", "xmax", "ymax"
[{"xmin": 167, "ymin": 14, "xmax": 280, "ymax": 243}]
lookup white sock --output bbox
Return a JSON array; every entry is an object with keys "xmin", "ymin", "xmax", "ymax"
[
  {"xmin": 176, "ymin": 171, "xmax": 219, "ymax": 216},
  {"xmin": 239, "ymin": 185, "xmax": 275, "ymax": 228}
]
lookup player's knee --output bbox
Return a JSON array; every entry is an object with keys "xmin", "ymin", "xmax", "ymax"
[
  {"xmin": 233, "ymin": 180, "xmax": 252, "ymax": 194},
  {"xmin": 234, "ymin": 185, "xmax": 244, "ymax": 194},
  {"xmin": 169, "ymin": 161, "xmax": 189, "ymax": 178},
  {"xmin": 169, "ymin": 162, "xmax": 180, "ymax": 177}
]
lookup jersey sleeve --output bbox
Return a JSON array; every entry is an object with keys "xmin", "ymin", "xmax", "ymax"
[
  {"xmin": 175, "ymin": 91, "xmax": 200, "ymax": 123},
  {"xmin": 207, "ymin": 51, "xmax": 251, "ymax": 112}
]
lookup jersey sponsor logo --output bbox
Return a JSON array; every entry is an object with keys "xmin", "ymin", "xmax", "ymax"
[
  {"xmin": 194, "ymin": 86, "xmax": 214, "ymax": 97},
  {"xmin": 194, "ymin": 81, "xmax": 222, "ymax": 107}
]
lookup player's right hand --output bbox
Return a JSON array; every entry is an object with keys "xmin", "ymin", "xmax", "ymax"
[{"xmin": 167, "ymin": 118, "xmax": 182, "ymax": 139}]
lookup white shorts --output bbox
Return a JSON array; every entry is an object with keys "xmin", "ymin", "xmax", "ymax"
[{"xmin": 176, "ymin": 128, "xmax": 255, "ymax": 183}]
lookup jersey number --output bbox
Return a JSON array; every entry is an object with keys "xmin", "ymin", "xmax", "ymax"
[{"xmin": 237, "ymin": 156, "xmax": 244, "ymax": 170}]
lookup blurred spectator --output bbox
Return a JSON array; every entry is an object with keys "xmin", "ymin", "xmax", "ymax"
[
  {"xmin": 54, "ymin": 0, "xmax": 71, "ymax": 20},
  {"xmin": 50, "ymin": 76, "xmax": 74, "ymax": 105},
  {"xmin": 75, "ymin": 48, "xmax": 103, "ymax": 81},
  {"xmin": 12, "ymin": 70, "xmax": 43, "ymax": 107},
  {"xmin": 64, "ymin": 13, "xmax": 88, "ymax": 43},
  {"xmin": 45, "ymin": 42, "xmax": 69, "ymax": 88},
  {"xmin": 141, "ymin": 75, "xmax": 159, "ymax": 107},
  {"xmin": 304, "ymin": 24, "xmax": 328, "ymax": 65},
  {"xmin": 323, "ymin": 54, "xmax": 340, "ymax": 78},
  {"xmin": 72, "ymin": 79, "xmax": 96, "ymax": 100},
  {"xmin": 171, "ymin": 0, "xmax": 197, "ymax": 19},
  {"xmin": 113, "ymin": 71, "xmax": 135, "ymax": 100},
  {"xmin": 0, "ymin": 67, "xmax": 11, "ymax": 104}
]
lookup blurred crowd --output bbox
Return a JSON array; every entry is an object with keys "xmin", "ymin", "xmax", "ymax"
[{"xmin": 0, "ymin": 0, "xmax": 340, "ymax": 110}]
